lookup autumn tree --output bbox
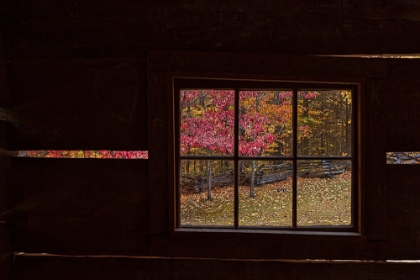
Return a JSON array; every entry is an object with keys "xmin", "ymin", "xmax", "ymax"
[
  {"xmin": 180, "ymin": 88, "xmax": 352, "ymax": 199},
  {"xmin": 297, "ymin": 90, "xmax": 352, "ymax": 156},
  {"xmin": 180, "ymin": 90, "xmax": 292, "ymax": 199},
  {"xmin": 239, "ymin": 91, "xmax": 292, "ymax": 196},
  {"xmin": 180, "ymin": 90, "xmax": 234, "ymax": 199}
]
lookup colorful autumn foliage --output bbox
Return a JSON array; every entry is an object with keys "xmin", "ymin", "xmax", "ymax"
[
  {"xmin": 179, "ymin": 88, "xmax": 352, "ymax": 202},
  {"xmin": 18, "ymin": 150, "xmax": 148, "ymax": 159},
  {"xmin": 180, "ymin": 90, "xmax": 293, "ymax": 157}
]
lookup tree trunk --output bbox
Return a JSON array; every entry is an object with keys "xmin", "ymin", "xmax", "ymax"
[
  {"xmin": 346, "ymin": 98, "xmax": 352, "ymax": 155},
  {"xmin": 207, "ymin": 160, "xmax": 212, "ymax": 200},
  {"xmin": 207, "ymin": 151, "xmax": 213, "ymax": 200},
  {"xmin": 302, "ymin": 94, "xmax": 309, "ymax": 155},
  {"xmin": 250, "ymin": 160, "xmax": 256, "ymax": 197},
  {"xmin": 339, "ymin": 93, "xmax": 343, "ymax": 155},
  {"xmin": 321, "ymin": 95, "xmax": 325, "ymax": 155}
]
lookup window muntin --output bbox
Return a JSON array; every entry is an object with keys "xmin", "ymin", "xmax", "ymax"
[{"xmin": 176, "ymin": 79, "xmax": 357, "ymax": 232}]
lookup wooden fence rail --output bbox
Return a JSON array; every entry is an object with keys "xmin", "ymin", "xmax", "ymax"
[{"xmin": 181, "ymin": 161, "xmax": 349, "ymax": 193}]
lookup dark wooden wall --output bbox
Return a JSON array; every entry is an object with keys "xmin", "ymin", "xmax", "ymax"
[
  {"xmin": 3, "ymin": 0, "xmax": 420, "ymax": 57},
  {"xmin": 1, "ymin": 0, "xmax": 420, "ymax": 279},
  {"xmin": 0, "ymin": 30, "xmax": 12, "ymax": 280}
]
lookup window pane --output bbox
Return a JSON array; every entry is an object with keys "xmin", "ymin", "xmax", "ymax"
[
  {"xmin": 297, "ymin": 90, "xmax": 352, "ymax": 156},
  {"xmin": 180, "ymin": 89, "xmax": 234, "ymax": 156},
  {"xmin": 297, "ymin": 160, "xmax": 352, "ymax": 226},
  {"xmin": 239, "ymin": 91, "xmax": 293, "ymax": 157},
  {"xmin": 239, "ymin": 160, "xmax": 292, "ymax": 227},
  {"xmin": 179, "ymin": 160, "xmax": 234, "ymax": 226}
]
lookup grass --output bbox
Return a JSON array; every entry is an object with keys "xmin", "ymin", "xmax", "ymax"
[{"xmin": 180, "ymin": 172, "xmax": 351, "ymax": 227}]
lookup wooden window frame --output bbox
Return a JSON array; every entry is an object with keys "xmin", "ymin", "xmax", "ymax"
[
  {"xmin": 147, "ymin": 51, "xmax": 398, "ymax": 259},
  {"xmin": 168, "ymin": 74, "xmax": 363, "ymax": 235}
]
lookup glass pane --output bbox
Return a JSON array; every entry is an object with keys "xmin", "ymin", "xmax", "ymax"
[
  {"xmin": 180, "ymin": 90, "xmax": 234, "ymax": 156},
  {"xmin": 239, "ymin": 160, "xmax": 292, "ymax": 227},
  {"xmin": 297, "ymin": 160, "xmax": 352, "ymax": 226},
  {"xmin": 297, "ymin": 90, "xmax": 352, "ymax": 156},
  {"xmin": 239, "ymin": 91, "xmax": 293, "ymax": 157},
  {"xmin": 179, "ymin": 160, "xmax": 234, "ymax": 226}
]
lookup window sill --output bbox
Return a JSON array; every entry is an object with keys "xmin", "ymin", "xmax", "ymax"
[{"xmin": 174, "ymin": 227, "xmax": 366, "ymax": 240}]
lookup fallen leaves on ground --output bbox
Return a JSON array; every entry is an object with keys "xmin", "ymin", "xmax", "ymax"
[{"xmin": 180, "ymin": 172, "xmax": 351, "ymax": 227}]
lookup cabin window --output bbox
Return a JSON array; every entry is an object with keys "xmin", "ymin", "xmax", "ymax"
[{"xmin": 175, "ymin": 78, "xmax": 358, "ymax": 232}]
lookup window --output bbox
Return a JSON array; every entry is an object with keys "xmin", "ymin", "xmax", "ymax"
[{"xmin": 175, "ymin": 78, "xmax": 358, "ymax": 232}]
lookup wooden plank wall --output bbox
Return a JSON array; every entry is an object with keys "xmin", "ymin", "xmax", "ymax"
[
  {"xmin": 0, "ymin": 222, "xmax": 11, "ymax": 280},
  {"xmin": 2, "ymin": 0, "xmax": 420, "ymax": 57},
  {"xmin": 6, "ymin": 158, "xmax": 148, "ymax": 255},
  {"xmin": 1, "ymin": 0, "xmax": 420, "ymax": 279},
  {"xmin": 11, "ymin": 256, "xmax": 420, "ymax": 280},
  {"xmin": 382, "ymin": 60, "xmax": 420, "ymax": 259},
  {"xmin": 0, "ymin": 33, "xmax": 11, "ymax": 280},
  {"xmin": 7, "ymin": 58, "xmax": 147, "ymax": 150}
]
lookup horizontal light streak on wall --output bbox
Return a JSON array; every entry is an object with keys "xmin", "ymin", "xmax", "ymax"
[
  {"xmin": 13, "ymin": 253, "xmax": 420, "ymax": 263},
  {"xmin": 386, "ymin": 152, "xmax": 420, "ymax": 165},
  {"xmin": 317, "ymin": 54, "xmax": 420, "ymax": 59},
  {"xmin": 17, "ymin": 150, "xmax": 148, "ymax": 159}
]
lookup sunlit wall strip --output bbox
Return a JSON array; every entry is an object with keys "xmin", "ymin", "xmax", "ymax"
[
  {"xmin": 16, "ymin": 150, "xmax": 148, "ymax": 159},
  {"xmin": 386, "ymin": 152, "xmax": 420, "ymax": 164}
]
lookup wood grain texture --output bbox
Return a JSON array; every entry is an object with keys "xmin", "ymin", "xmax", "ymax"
[
  {"xmin": 147, "ymin": 71, "xmax": 170, "ymax": 235},
  {"xmin": 4, "ymin": 158, "xmax": 148, "ymax": 255},
  {"xmin": 12, "ymin": 254, "xmax": 420, "ymax": 280},
  {"xmin": 148, "ymin": 51, "xmax": 388, "ymax": 78},
  {"xmin": 385, "ymin": 60, "xmax": 420, "ymax": 152},
  {"xmin": 0, "ymin": 222, "xmax": 11, "ymax": 280},
  {"xmin": 0, "ymin": 170, "xmax": 6, "ymax": 216},
  {"xmin": 367, "ymin": 60, "xmax": 420, "ymax": 245},
  {"xmin": 149, "ymin": 233, "xmax": 386, "ymax": 260},
  {"xmin": 364, "ymin": 78, "xmax": 388, "ymax": 241},
  {"xmin": 3, "ymin": 0, "xmax": 420, "ymax": 21},
  {"xmin": 387, "ymin": 165, "xmax": 420, "ymax": 259},
  {"xmin": 7, "ymin": 58, "xmax": 147, "ymax": 150},
  {"xmin": 2, "ymin": 10, "xmax": 420, "ymax": 58},
  {"xmin": 0, "ymin": 34, "xmax": 11, "ymax": 280},
  {"xmin": 0, "ymin": 37, "xmax": 9, "ymax": 109},
  {"xmin": 0, "ymin": 34, "xmax": 10, "ymax": 215}
]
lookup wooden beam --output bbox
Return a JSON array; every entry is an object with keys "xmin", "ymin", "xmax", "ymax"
[
  {"xmin": 2, "ymin": 16, "xmax": 420, "ymax": 57},
  {"xmin": 12, "ymin": 254, "xmax": 420, "ymax": 280}
]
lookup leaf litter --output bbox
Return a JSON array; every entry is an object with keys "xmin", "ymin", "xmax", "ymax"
[{"xmin": 180, "ymin": 172, "xmax": 351, "ymax": 227}]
